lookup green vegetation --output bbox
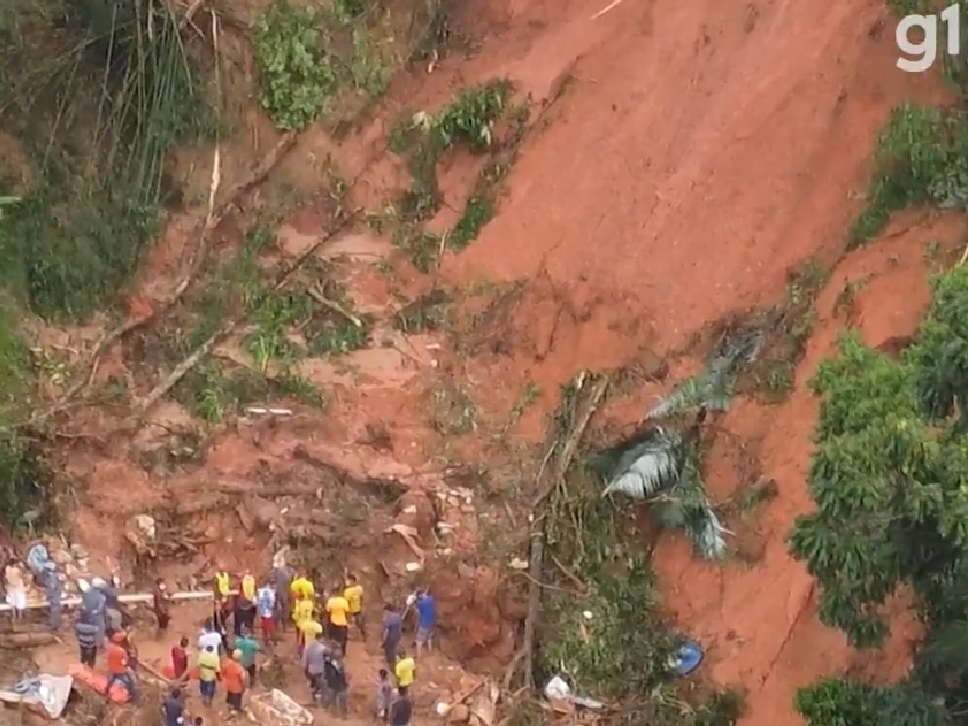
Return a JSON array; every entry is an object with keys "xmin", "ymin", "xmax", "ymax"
[
  {"xmin": 787, "ymin": 268, "xmax": 968, "ymax": 723},
  {"xmin": 386, "ymin": 80, "xmax": 529, "ymax": 270},
  {"xmin": 0, "ymin": 0, "xmax": 212, "ymax": 320},
  {"xmin": 0, "ymin": 211, "xmax": 56, "ymax": 531},
  {"xmin": 537, "ymin": 376, "xmax": 743, "ymax": 725},
  {"xmin": 849, "ymin": 104, "xmax": 968, "ymax": 246},
  {"xmin": 253, "ymin": 0, "xmax": 391, "ymax": 131},
  {"xmin": 792, "ymin": 0, "xmax": 968, "ymax": 718},
  {"xmin": 169, "ymin": 220, "xmax": 372, "ymax": 420},
  {"xmin": 748, "ymin": 259, "xmax": 827, "ymax": 401}
]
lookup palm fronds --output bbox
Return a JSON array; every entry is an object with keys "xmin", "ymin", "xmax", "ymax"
[
  {"xmin": 596, "ymin": 426, "xmax": 680, "ymax": 498},
  {"xmin": 646, "ymin": 328, "xmax": 764, "ymax": 420},
  {"xmin": 595, "ymin": 425, "xmax": 728, "ymax": 559}
]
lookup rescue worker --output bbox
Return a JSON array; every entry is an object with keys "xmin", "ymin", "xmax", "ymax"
[
  {"xmin": 272, "ymin": 561, "xmax": 293, "ymax": 633},
  {"xmin": 43, "ymin": 561, "xmax": 62, "ymax": 631},
  {"xmin": 298, "ymin": 611, "xmax": 323, "ymax": 658},
  {"xmin": 213, "ymin": 567, "xmax": 232, "ymax": 633},
  {"xmin": 343, "ymin": 573, "xmax": 366, "ymax": 639},
  {"xmin": 83, "ymin": 578, "xmax": 108, "ymax": 649},
  {"xmin": 99, "ymin": 577, "xmax": 123, "ymax": 632},
  {"xmin": 290, "ymin": 569, "xmax": 314, "ymax": 624},
  {"xmin": 325, "ymin": 587, "xmax": 350, "ymax": 656},
  {"xmin": 75, "ymin": 615, "xmax": 99, "ymax": 666},
  {"xmin": 235, "ymin": 569, "xmax": 256, "ymax": 636}
]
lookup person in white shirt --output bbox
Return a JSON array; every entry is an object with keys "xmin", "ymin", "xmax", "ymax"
[{"xmin": 198, "ymin": 618, "xmax": 223, "ymax": 655}]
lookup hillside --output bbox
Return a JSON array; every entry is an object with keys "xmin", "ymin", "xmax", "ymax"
[{"xmin": 0, "ymin": 0, "xmax": 962, "ymax": 724}]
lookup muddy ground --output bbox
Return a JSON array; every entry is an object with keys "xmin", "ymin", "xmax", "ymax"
[{"xmin": 0, "ymin": 0, "xmax": 957, "ymax": 724}]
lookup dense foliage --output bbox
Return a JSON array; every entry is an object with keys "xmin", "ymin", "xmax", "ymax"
[
  {"xmin": 0, "ymin": 0, "xmax": 210, "ymax": 320},
  {"xmin": 788, "ymin": 266, "xmax": 968, "ymax": 724}
]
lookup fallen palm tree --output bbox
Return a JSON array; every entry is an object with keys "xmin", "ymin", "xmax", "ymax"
[
  {"xmin": 591, "ymin": 328, "xmax": 764, "ymax": 559},
  {"xmin": 592, "ymin": 413, "xmax": 729, "ymax": 559}
]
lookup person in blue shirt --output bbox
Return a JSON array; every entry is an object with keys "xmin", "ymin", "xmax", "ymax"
[
  {"xmin": 414, "ymin": 589, "xmax": 436, "ymax": 656},
  {"xmin": 382, "ymin": 603, "xmax": 402, "ymax": 666},
  {"xmin": 162, "ymin": 687, "xmax": 185, "ymax": 726}
]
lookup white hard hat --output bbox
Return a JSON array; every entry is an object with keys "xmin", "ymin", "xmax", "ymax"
[{"xmin": 91, "ymin": 577, "xmax": 107, "ymax": 588}]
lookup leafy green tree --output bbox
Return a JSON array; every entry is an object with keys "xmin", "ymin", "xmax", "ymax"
[{"xmin": 789, "ymin": 267, "xmax": 968, "ymax": 724}]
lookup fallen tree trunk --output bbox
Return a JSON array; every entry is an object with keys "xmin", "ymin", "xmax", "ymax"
[{"xmin": 513, "ymin": 373, "xmax": 609, "ymax": 690}]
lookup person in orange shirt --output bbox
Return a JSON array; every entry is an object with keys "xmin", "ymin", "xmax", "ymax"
[
  {"xmin": 222, "ymin": 649, "xmax": 248, "ymax": 714},
  {"xmin": 105, "ymin": 632, "xmax": 137, "ymax": 703}
]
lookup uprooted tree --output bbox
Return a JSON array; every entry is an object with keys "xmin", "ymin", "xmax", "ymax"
[{"xmin": 788, "ymin": 266, "xmax": 968, "ymax": 725}]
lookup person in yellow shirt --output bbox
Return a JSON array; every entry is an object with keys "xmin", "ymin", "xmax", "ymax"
[
  {"xmin": 293, "ymin": 597, "xmax": 315, "ymax": 650},
  {"xmin": 343, "ymin": 573, "xmax": 366, "ymax": 639},
  {"xmin": 290, "ymin": 570, "xmax": 314, "ymax": 622},
  {"xmin": 290, "ymin": 569, "xmax": 314, "ymax": 648},
  {"xmin": 325, "ymin": 588, "xmax": 350, "ymax": 656},
  {"xmin": 297, "ymin": 617, "xmax": 323, "ymax": 657},
  {"xmin": 213, "ymin": 568, "xmax": 232, "ymax": 633},
  {"xmin": 394, "ymin": 647, "xmax": 415, "ymax": 689},
  {"xmin": 197, "ymin": 643, "xmax": 221, "ymax": 706}
]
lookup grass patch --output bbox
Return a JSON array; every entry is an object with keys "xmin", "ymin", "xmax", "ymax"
[
  {"xmin": 0, "ymin": 308, "xmax": 30, "ymax": 417},
  {"xmin": 385, "ymin": 80, "xmax": 530, "ymax": 270},
  {"xmin": 849, "ymin": 103, "xmax": 968, "ymax": 247},
  {"xmin": 173, "ymin": 359, "xmax": 323, "ymax": 424},
  {"xmin": 744, "ymin": 259, "xmax": 827, "ymax": 402},
  {"xmin": 254, "ymin": 0, "xmax": 393, "ymax": 131}
]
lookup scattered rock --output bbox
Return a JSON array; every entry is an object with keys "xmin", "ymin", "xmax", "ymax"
[
  {"xmin": 448, "ymin": 703, "xmax": 470, "ymax": 722},
  {"xmin": 395, "ymin": 491, "xmax": 436, "ymax": 536}
]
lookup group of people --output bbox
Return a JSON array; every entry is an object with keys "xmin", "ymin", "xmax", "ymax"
[
  {"xmin": 69, "ymin": 564, "xmax": 438, "ymax": 725},
  {"xmin": 4, "ymin": 542, "xmax": 76, "ymax": 631},
  {"xmin": 194, "ymin": 565, "xmax": 437, "ymax": 724}
]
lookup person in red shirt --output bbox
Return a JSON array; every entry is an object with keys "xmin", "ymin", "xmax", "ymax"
[
  {"xmin": 105, "ymin": 632, "xmax": 137, "ymax": 703},
  {"xmin": 222, "ymin": 649, "xmax": 248, "ymax": 714},
  {"xmin": 170, "ymin": 636, "xmax": 189, "ymax": 680}
]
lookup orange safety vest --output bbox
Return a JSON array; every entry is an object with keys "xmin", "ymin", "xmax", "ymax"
[
  {"xmin": 215, "ymin": 571, "xmax": 231, "ymax": 597},
  {"xmin": 241, "ymin": 574, "xmax": 256, "ymax": 600}
]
